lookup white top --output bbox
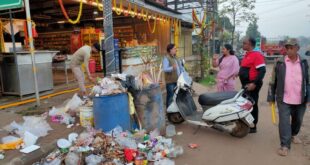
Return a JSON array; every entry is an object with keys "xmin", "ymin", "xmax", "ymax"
[{"xmin": 70, "ymin": 45, "xmax": 92, "ymax": 76}]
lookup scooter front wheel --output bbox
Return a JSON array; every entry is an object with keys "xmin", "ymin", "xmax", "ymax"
[
  {"xmin": 167, "ymin": 113, "xmax": 185, "ymax": 124},
  {"xmin": 230, "ymin": 120, "xmax": 250, "ymax": 138}
]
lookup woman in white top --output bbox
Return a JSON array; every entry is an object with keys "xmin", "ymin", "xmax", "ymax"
[{"xmin": 70, "ymin": 43, "xmax": 100, "ymax": 97}]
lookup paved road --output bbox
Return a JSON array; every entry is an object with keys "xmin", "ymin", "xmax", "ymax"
[{"xmin": 174, "ymin": 64, "xmax": 310, "ymax": 165}]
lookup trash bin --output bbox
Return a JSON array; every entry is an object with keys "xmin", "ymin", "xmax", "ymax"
[
  {"xmin": 131, "ymin": 84, "xmax": 165, "ymax": 134},
  {"xmin": 93, "ymin": 93, "xmax": 131, "ymax": 132}
]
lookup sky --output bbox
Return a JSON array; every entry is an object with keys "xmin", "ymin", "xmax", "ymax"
[{"xmin": 238, "ymin": 0, "xmax": 310, "ymax": 38}]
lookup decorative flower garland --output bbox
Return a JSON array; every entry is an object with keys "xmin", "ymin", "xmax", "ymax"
[
  {"xmin": 95, "ymin": 0, "xmax": 103, "ymax": 11},
  {"xmin": 147, "ymin": 14, "xmax": 157, "ymax": 33},
  {"xmin": 113, "ymin": 0, "xmax": 123, "ymax": 15},
  {"xmin": 58, "ymin": 0, "xmax": 83, "ymax": 24}
]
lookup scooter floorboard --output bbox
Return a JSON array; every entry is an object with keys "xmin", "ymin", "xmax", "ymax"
[{"xmin": 185, "ymin": 111, "xmax": 204, "ymax": 122}]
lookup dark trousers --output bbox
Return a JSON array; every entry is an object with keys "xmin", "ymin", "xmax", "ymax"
[
  {"xmin": 277, "ymin": 101, "xmax": 306, "ymax": 149},
  {"xmin": 245, "ymin": 83, "xmax": 262, "ymax": 127},
  {"xmin": 166, "ymin": 83, "xmax": 177, "ymax": 108}
]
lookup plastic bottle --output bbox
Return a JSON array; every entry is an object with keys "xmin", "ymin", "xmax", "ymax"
[
  {"xmin": 167, "ymin": 145, "xmax": 183, "ymax": 158},
  {"xmin": 166, "ymin": 124, "xmax": 176, "ymax": 137}
]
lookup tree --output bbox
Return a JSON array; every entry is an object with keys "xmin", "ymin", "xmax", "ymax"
[
  {"xmin": 219, "ymin": 0, "xmax": 256, "ymax": 47},
  {"xmin": 245, "ymin": 18, "xmax": 261, "ymax": 39}
]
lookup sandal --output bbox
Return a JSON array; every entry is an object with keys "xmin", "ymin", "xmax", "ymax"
[{"xmin": 277, "ymin": 147, "xmax": 289, "ymax": 156}]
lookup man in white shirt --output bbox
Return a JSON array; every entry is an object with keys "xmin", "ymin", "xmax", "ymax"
[{"xmin": 70, "ymin": 43, "xmax": 100, "ymax": 97}]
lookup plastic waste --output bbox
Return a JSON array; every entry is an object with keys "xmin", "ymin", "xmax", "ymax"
[
  {"xmin": 65, "ymin": 93, "xmax": 83, "ymax": 112},
  {"xmin": 0, "ymin": 153, "xmax": 4, "ymax": 160},
  {"xmin": 64, "ymin": 152, "xmax": 79, "ymax": 165},
  {"xmin": 167, "ymin": 145, "xmax": 183, "ymax": 158},
  {"xmin": 68, "ymin": 133, "xmax": 79, "ymax": 143},
  {"xmin": 43, "ymin": 158, "xmax": 61, "ymax": 165},
  {"xmin": 85, "ymin": 154, "xmax": 105, "ymax": 165},
  {"xmin": 166, "ymin": 124, "xmax": 176, "ymax": 137},
  {"xmin": 57, "ymin": 139, "xmax": 72, "ymax": 152},
  {"xmin": 106, "ymin": 125, "xmax": 123, "ymax": 137},
  {"xmin": 6, "ymin": 116, "xmax": 53, "ymax": 138},
  {"xmin": 154, "ymin": 158, "xmax": 175, "ymax": 165},
  {"xmin": 2, "ymin": 136, "xmax": 20, "ymax": 143},
  {"xmin": 115, "ymin": 136, "xmax": 137, "ymax": 149},
  {"xmin": 23, "ymin": 131, "xmax": 39, "ymax": 147},
  {"xmin": 150, "ymin": 128, "xmax": 160, "ymax": 139}
]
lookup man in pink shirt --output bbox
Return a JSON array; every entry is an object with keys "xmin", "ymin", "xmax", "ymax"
[{"xmin": 267, "ymin": 38, "xmax": 310, "ymax": 156}]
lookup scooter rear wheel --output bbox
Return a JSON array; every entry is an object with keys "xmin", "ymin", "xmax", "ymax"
[
  {"xmin": 230, "ymin": 120, "xmax": 250, "ymax": 138},
  {"xmin": 167, "ymin": 113, "xmax": 185, "ymax": 124}
]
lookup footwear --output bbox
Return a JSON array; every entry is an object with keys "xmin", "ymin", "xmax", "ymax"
[
  {"xmin": 292, "ymin": 136, "xmax": 302, "ymax": 144},
  {"xmin": 249, "ymin": 128, "xmax": 257, "ymax": 133},
  {"xmin": 277, "ymin": 147, "xmax": 289, "ymax": 156}
]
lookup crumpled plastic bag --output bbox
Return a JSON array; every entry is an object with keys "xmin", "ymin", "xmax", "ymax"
[
  {"xmin": 64, "ymin": 152, "xmax": 80, "ymax": 165},
  {"xmin": 5, "ymin": 116, "xmax": 52, "ymax": 138},
  {"xmin": 49, "ymin": 107, "xmax": 75, "ymax": 125},
  {"xmin": 65, "ymin": 93, "xmax": 84, "ymax": 112},
  {"xmin": 85, "ymin": 154, "xmax": 105, "ymax": 165}
]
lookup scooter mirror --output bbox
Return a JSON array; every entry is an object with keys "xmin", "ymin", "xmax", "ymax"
[{"xmin": 182, "ymin": 59, "xmax": 185, "ymax": 66}]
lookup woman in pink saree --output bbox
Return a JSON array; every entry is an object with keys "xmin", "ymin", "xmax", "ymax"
[{"xmin": 212, "ymin": 44, "xmax": 240, "ymax": 92}]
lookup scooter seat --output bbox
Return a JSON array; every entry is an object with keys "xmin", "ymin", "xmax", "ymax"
[{"xmin": 198, "ymin": 91, "xmax": 238, "ymax": 106}]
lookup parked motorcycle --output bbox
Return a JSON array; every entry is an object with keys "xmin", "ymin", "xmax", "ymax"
[{"xmin": 167, "ymin": 71, "xmax": 255, "ymax": 138}]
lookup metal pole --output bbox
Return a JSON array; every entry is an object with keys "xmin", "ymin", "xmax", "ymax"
[
  {"xmin": 9, "ymin": 10, "xmax": 16, "ymax": 54},
  {"xmin": 25, "ymin": 0, "xmax": 40, "ymax": 106},
  {"xmin": 103, "ymin": 0, "xmax": 115, "ymax": 76}
]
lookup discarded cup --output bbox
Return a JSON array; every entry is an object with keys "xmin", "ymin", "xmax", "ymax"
[{"xmin": 166, "ymin": 125, "xmax": 176, "ymax": 137}]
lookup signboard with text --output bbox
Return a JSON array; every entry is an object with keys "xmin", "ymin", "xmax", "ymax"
[{"xmin": 0, "ymin": 0, "xmax": 23, "ymax": 11}]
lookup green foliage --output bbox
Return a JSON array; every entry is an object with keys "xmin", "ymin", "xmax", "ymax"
[
  {"xmin": 219, "ymin": 0, "xmax": 256, "ymax": 46},
  {"xmin": 199, "ymin": 74, "xmax": 216, "ymax": 87},
  {"xmin": 245, "ymin": 18, "xmax": 261, "ymax": 39}
]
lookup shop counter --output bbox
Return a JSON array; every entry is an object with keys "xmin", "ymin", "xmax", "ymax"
[{"xmin": 0, "ymin": 51, "xmax": 58, "ymax": 96}]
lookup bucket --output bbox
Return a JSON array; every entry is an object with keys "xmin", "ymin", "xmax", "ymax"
[
  {"xmin": 130, "ymin": 84, "xmax": 165, "ymax": 134},
  {"xmin": 79, "ymin": 106, "xmax": 94, "ymax": 127},
  {"xmin": 93, "ymin": 93, "xmax": 131, "ymax": 132}
]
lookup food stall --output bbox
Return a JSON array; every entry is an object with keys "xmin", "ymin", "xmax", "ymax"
[{"xmin": 1, "ymin": 50, "xmax": 57, "ymax": 97}]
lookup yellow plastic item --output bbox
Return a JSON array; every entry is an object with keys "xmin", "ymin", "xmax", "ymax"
[
  {"xmin": 271, "ymin": 102, "xmax": 276, "ymax": 124},
  {"xmin": 0, "ymin": 139, "xmax": 23, "ymax": 150},
  {"xmin": 128, "ymin": 93, "xmax": 136, "ymax": 115},
  {"xmin": 79, "ymin": 106, "xmax": 94, "ymax": 127}
]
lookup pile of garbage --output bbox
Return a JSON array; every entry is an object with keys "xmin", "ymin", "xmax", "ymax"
[
  {"xmin": 91, "ymin": 77, "xmax": 127, "ymax": 96},
  {"xmin": 35, "ymin": 126, "xmax": 182, "ymax": 165}
]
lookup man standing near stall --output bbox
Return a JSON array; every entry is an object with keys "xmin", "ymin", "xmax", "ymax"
[
  {"xmin": 163, "ymin": 43, "xmax": 184, "ymax": 108},
  {"xmin": 70, "ymin": 43, "xmax": 100, "ymax": 98},
  {"xmin": 239, "ymin": 37, "xmax": 266, "ymax": 133}
]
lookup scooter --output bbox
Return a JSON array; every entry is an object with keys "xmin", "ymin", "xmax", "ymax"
[{"xmin": 167, "ymin": 71, "xmax": 255, "ymax": 138}]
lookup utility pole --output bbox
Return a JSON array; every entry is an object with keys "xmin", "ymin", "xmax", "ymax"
[{"xmin": 102, "ymin": 0, "xmax": 115, "ymax": 76}]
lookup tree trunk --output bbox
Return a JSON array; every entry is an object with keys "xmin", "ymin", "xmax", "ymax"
[
  {"xmin": 231, "ymin": 26, "xmax": 235, "ymax": 47},
  {"xmin": 231, "ymin": 10, "xmax": 236, "ymax": 47},
  {"xmin": 200, "ymin": 36, "xmax": 205, "ymax": 79}
]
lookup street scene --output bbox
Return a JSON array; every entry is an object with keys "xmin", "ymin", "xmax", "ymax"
[{"xmin": 0, "ymin": 0, "xmax": 310, "ymax": 165}]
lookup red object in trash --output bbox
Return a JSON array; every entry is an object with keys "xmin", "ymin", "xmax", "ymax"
[
  {"xmin": 89, "ymin": 59, "xmax": 96, "ymax": 74},
  {"xmin": 124, "ymin": 148, "xmax": 137, "ymax": 162}
]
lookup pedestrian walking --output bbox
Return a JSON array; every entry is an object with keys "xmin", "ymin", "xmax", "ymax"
[
  {"xmin": 70, "ymin": 43, "xmax": 100, "ymax": 97},
  {"xmin": 267, "ymin": 38, "xmax": 310, "ymax": 156},
  {"xmin": 239, "ymin": 37, "xmax": 266, "ymax": 133},
  {"xmin": 163, "ymin": 44, "xmax": 184, "ymax": 108},
  {"xmin": 212, "ymin": 44, "xmax": 240, "ymax": 92}
]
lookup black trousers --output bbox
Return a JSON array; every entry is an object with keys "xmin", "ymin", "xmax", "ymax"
[{"xmin": 245, "ymin": 83, "xmax": 262, "ymax": 127}]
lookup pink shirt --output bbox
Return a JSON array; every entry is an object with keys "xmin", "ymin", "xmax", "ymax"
[
  {"xmin": 283, "ymin": 56, "xmax": 302, "ymax": 104},
  {"xmin": 217, "ymin": 55, "xmax": 240, "ymax": 82}
]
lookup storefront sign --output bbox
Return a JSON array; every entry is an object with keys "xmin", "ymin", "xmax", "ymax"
[{"xmin": 0, "ymin": 0, "xmax": 23, "ymax": 11}]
